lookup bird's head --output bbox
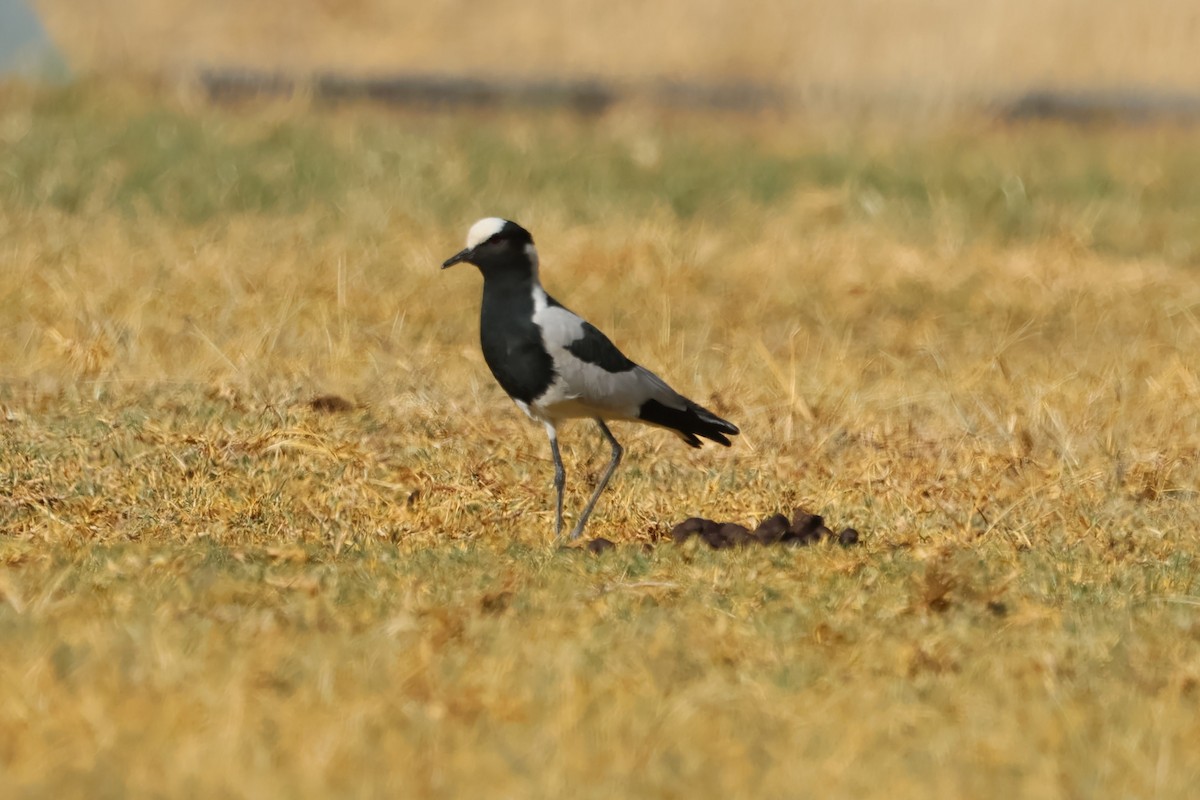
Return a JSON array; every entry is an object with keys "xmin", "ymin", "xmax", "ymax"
[{"xmin": 442, "ymin": 217, "xmax": 537, "ymax": 274}]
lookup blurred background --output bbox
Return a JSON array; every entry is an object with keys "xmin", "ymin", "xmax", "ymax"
[{"xmin": 7, "ymin": 0, "xmax": 1200, "ymax": 115}]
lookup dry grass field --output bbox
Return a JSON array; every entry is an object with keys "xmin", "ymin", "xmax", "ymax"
[
  {"xmin": 2, "ymin": 80, "xmax": 1200, "ymax": 797},
  {"xmin": 35, "ymin": 0, "xmax": 1200, "ymax": 100}
]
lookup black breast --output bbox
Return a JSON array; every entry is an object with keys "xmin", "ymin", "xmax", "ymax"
[{"xmin": 478, "ymin": 275, "xmax": 556, "ymax": 404}]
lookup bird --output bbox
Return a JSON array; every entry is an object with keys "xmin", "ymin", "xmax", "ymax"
[{"xmin": 442, "ymin": 217, "xmax": 739, "ymax": 540}]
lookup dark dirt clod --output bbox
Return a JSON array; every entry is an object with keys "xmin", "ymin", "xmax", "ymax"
[
  {"xmin": 716, "ymin": 522, "xmax": 754, "ymax": 548},
  {"xmin": 699, "ymin": 523, "xmax": 735, "ymax": 549},
  {"xmin": 783, "ymin": 510, "xmax": 828, "ymax": 546},
  {"xmin": 479, "ymin": 591, "xmax": 513, "ymax": 614},
  {"xmin": 987, "ymin": 600, "xmax": 1009, "ymax": 617},
  {"xmin": 791, "ymin": 508, "xmax": 825, "ymax": 535},
  {"xmin": 308, "ymin": 394, "xmax": 355, "ymax": 413},
  {"xmin": 753, "ymin": 513, "xmax": 791, "ymax": 544},
  {"xmin": 671, "ymin": 517, "xmax": 717, "ymax": 544},
  {"xmin": 586, "ymin": 537, "xmax": 616, "ymax": 554},
  {"xmin": 670, "ymin": 509, "xmax": 863, "ymax": 551}
]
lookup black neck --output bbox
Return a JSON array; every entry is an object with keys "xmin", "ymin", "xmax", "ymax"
[{"xmin": 477, "ymin": 269, "xmax": 555, "ymax": 404}]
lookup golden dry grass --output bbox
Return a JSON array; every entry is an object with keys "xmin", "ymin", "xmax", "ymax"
[
  {"xmin": 36, "ymin": 0, "xmax": 1200, "ymax": 99},
  {"xmin": 2, "ymin": 85, "xmax": 1200, "ymax": 797}
]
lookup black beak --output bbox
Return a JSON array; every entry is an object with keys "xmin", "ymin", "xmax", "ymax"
[{"xmin": 442, "ymin": 248, "xmax": 471, "ymax": 269}]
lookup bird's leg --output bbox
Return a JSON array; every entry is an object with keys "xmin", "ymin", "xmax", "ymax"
[
  {"xmin": 570, "ymin": 419, "xmax": 623, "ymax": 540},
  {"xmin": 545, "ymin": 423, "xmax": 566, "ymax": 539}
]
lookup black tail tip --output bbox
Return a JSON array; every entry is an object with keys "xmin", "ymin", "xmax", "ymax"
[{"xmin": 640, "ymin": 399, "xmax": 738, "ymax": 448}]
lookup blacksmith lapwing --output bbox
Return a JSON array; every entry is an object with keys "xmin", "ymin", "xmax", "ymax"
[{"xmin": 443, "ymin": 217, "xmax": 739, "ymax": 540}]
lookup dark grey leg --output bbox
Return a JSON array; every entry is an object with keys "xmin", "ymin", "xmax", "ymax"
[
  {"xmin": 569, "ymin": 419, "xmax": 623, "ymax": 540},
  {"xmin": 545, "ymin": 423, "xmax": 565, "ymax": 538}
]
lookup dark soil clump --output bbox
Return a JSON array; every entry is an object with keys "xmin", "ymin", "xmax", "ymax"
[
  {"xmin": 586, "ymin": 537, "xmax": 616, "ymax": 554},
  {"xmin": 672, "ymin": 507, "xmax": 863, "ymax": 550}
]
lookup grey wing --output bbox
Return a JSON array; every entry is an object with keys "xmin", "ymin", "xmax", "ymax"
[{"xmin": 533, "ymin": 304, "xmax": 689, "ymax": 418}]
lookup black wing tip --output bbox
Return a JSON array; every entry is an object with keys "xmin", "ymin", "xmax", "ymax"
[
  {"xmin": 695, "ymin": 409, "xmax": 738, "ymax": 446},
  {"xmin": 639, "ymin": 398, "xmax": 739, "ymax": 448}
]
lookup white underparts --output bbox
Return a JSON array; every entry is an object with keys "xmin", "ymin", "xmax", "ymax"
[{"xmin": 513, "ymin": 398, "xmax": 534, "ymax": 420}]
